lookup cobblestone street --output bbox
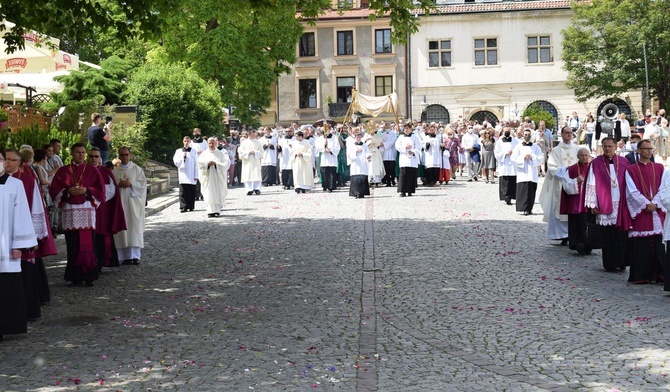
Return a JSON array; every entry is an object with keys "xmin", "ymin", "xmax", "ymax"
[{"xmin": 2, "ymin": 177, "xmax": 670, "ymax": 392}]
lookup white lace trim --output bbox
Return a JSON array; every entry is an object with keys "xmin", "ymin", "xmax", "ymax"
[
  {"xmin": 62, "ymin": 202, "xmax": 96, "ymax": 230},
  {"xmin": 596, "ymin": 201, "xmax": 619, "ymax": 226},
  {"xmin": 629, "ymin": 211, "xmax": 664, "ymax": 237},
  {"xmin": 627, "ymin": 193, "xmax": 649, "ymax": 218},
  {"xmin": 31, "ymin": 212, "xmax": 49, "ymax": 240},
  {"xmin": 585, "ymin": 183, "xmax": 598, "ymax": 208}
]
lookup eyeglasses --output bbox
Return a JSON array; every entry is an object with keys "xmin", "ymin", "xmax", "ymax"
[
  {"xmin": 5, "ymin": 158, "xmax": 20, "ymax": 162},
  {"xmin": 638, "ymin": 147, "xmax": 654, "ymax": 151},
  {"xmin": 88, "ymin": 155, "xmax": 100, "ymax": 158}
]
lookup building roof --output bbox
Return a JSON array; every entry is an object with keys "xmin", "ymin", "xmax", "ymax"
[
  {"xmin": 428, "ymin": 0, "xmax": 571, "ymax": 15},
  {"xmin": 305, "ymin": 1, "xmax": 571, "ymax": 21}
]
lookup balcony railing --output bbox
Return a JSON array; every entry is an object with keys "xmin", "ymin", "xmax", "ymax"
[{"xmin": 328, "ymin": 102, "xmax": 350, "ymax": 118}]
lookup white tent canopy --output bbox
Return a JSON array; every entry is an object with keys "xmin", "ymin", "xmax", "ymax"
[{"xmin": 0, "ymin": 21, "xmax": 80, "ymax": 74}]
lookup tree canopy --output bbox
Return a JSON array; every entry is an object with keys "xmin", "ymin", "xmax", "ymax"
[
  {"xmin": 562, "ymin": 0, "xmax": 670, "ymax": 109},
  {"xmin": 5, "ymin": 0, "xmax": 437, "ymax": 126},
  {"xmin": 0, "ymin": 0, "xmax": 173, "ymax": 54},
  {"xmin": 124, "ymin": 63, "xmax": 224, "ymax": 163}
]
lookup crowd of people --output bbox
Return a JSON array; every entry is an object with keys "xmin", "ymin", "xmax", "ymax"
[
  {"xmin": 4, "ymin": 108, "xmax": 670, "ymax": 342},
  {"xmin": 0, "ymin": 113, "xmax": 146, "ymax": 341}
]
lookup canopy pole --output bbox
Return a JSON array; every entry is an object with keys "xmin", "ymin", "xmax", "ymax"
[{"xmin": 342, "ymin": 89, "xmax": 356, "ymax": 126}]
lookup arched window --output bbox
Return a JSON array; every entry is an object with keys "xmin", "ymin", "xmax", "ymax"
[
  {"xmin": 421, "ymin": 104, "xmax": 450, "ymax": 124},
  {"xmin": 469, "ymin": 110, "xmax": 499, "ymax": 127},
  {"xmin": 597, "ymin": 98, "xmax": 632, "ymax": 118},
  {"xmin": 527, "ymin": 100, "xmax": 558, "ymax": 132}
]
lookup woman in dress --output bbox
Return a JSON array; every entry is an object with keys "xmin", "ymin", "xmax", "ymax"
[
  {"xmin": 480, "ymin": 128, "xmax": 496, "ymax": 183},
  {"xmin": 535, "ymin": 130, "xmax": 549, "ymax": 177},
  {"xmin": 32, "ymin": 148, "xmax": 52, "ymax": 209},
  {"xmin": 657, "ymin": 118, "xmax": 670, "ymax": 164},
  {"xmin": 444, "ymin": 125, "xmax": 461, "ymax": 183}
]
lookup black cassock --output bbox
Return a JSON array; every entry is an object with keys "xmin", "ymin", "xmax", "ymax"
[
  {"xmin": 397, "ymin": 167, "xmax": 418, "ymax": 194},
  {"xmin": 515, "ymin": 181, "xmax": 537, "ymax": 212},
  {"xmin": 498, "ymin": 175, "xmax": 517, "ymax": 201}
]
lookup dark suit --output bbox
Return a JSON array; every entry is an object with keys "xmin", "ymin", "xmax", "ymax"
[{"xmin": 625, "ymin": 151, "xmax": 655, "ymax": 165}]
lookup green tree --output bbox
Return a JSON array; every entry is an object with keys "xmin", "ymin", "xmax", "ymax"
[
  {"xmin": 523, "ymin": 104, "xmax": 555, "ymax": 131},
  {"xmin": 0, "ymin": 0, "xmax": 173, "ymax": 54},
  {"xmin": 108, "ymin": 121, "xmax": 149, "ymax": 167},
  {"xmin": 562, "ymin": 0, "xmax": 670, "ymax": 109},
  {"xmin": 45, "ymin": 56, "xmax": 135, "ymax": 109},
  {"xmin": 154, "ymin": 0, "xmax": 437, "ymax": 125},
  {"xmin": 124, "ymin": 63, "xmax": 223, "ymax": 163}
]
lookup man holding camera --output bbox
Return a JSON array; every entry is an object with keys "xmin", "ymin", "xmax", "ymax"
[{"xmin": 88, "ymin": 113, "xmax": 112, "ymax": 164}]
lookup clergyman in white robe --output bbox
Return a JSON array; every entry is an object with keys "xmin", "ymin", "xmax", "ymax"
[
  {"xmin": 113, "ymin": 154, "xmax": 147, "ymax": 263},
  {"xmin": 0, "ymin": 170, "xmax": 37, "ymax": 337},
  {"xmin": 291, "ymin": 133, "xmax": 314, "ymax": 193},
  {"xmin": 238, "ymin": 134, "xmax": 263, "ymax": 194},
  {"xmin": 539, "ymin": 128, "xmax": 581, "ymax": 240},
  {"xmin": 198, "ymin": 139, "xmax": 230, "ymax": 216},
  {"xmin": 511, "ymin": 132, "xmax": 544, "ymax": 214}
]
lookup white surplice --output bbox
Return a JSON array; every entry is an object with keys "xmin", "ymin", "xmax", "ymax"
[
  {"xmin": 363, "ymin": 133, "xmax": 385, "ymax": 182},
  {"xmin": 422, "ymin": 133, "xmax": 442, "ymax": 169},
  {"xmin": 291, "ymin": 140, "xmax": 314, "ymax": 190},
  {"xmin": 347, "ymin": 143, "xmax": 370, "ymax": 176},
  {"xmin": 260, "ymin": 135, "xmax": 278, "ymax": 167},
  {"xmin": 395, "ymin": 133, "xmax": 421, "ymax": 168},
  {"xmin": 315, "ymin": 135, "xmax": 341, "ymax": 167},
  {"xmin": 173, "ymin": 148, "xmax": 199, "ymax": 185},
  {"xmin": 539, "ymin": 141, "xmax": 580, "ymax": 239},
  {"xmin": 511, "ymin": 142, "xmax": 544, "ymax": 183},
  {"xmin": 198, "ymin": 148, "xmax": 230, "ymax": 214},
  {"xmin": 0, "ymin": 175, "xmax": 37, "ymax": 273},
  {"xmin": 113, "ymin": 162, "xmax": 147, "ymax": 260},
  {"xmin": 239, "ymin": 138, "xmax": 263, "ymax": 191}
]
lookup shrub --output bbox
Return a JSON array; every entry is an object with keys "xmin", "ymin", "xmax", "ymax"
[
  {"xmin": 523, "ymin": 104, "xmax": 555, "ymax": 130},
  {"xmin": 0, "ymin": 124, "xmax": 84, "ymax": 163}
]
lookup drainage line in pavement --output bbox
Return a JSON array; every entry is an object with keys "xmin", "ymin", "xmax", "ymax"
[{"xmin": 356, "ymin": 193, "xmax": 378, "ymax": 391}]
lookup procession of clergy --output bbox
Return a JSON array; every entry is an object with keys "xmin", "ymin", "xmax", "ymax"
[
  {"xmin": 539, "ymin": 126, "xmax": 670, "ymax": 291},
  {"xmin": 3, "ymin": 115, "xmax": 669, "ymax": 341},
  {"xmin": 0, "ymin": 137, "xmax": 146, "ymax": 341},
  {"xmin": 175, "ymin": 121, "xmax": 427, "ymax": 216},
  {"xmin": 185, "ymin": 119, "xmax": 670, "ymax": 292}
]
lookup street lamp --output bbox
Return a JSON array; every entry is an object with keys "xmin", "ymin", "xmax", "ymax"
[{"xmin": 643, "ymin": 42, "xmax": 650, "ymax": 113}]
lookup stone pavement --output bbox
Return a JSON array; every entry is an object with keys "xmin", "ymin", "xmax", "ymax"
[{"xmin": 2, "ymin": 176, "xmax": 670, "ymax": 392}]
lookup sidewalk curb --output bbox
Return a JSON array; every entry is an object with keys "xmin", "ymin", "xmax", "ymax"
[{"xmin": 145, "ymin": 187, "xmax": 180, "ymax": 217}]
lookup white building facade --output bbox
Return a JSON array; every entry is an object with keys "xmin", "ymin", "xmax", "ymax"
[{"xmin": 409, "ymin": 0, "xmax": 642, "ymax": 129}]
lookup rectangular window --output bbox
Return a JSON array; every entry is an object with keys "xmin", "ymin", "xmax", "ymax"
[
  {"xmin": 375, "ymin": 76, "xmax": 393, "ymax": 97},
  {"xmin": 299, "ymin": 32, "xmax": 315, "ymax": 57},
  {"xmin": 338, "ymin": 0, "xmax": 354, "ymax": 7},
  {"xmin": 336, "ymin": 77, "xmax": 355, "ymax": 103},
  {"xmin": 474, "ymin": 38, "xmax": 497, "ymax": 66},
  {"xmin": 298, "ymin": 79, "xmax": 317, "ymax": 108},
  {"xmin": 428, "ymin": 40, "xmax": 451, "ymax": 67},
  {"xmin": 527, "ymin": 35, "xmax": 552, "ymax": 63},
  {"xmin": 337, "ymin": 30, "xmax": 354, "ymax": 55},
  {"xmin": 375, "ymin": 29, "xmax": 392, "ymax": 54}
]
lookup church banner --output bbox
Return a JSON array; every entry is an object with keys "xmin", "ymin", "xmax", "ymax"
[{"xmin": 350, "ymin": 91, "xmax": 397, "ymax": 118}]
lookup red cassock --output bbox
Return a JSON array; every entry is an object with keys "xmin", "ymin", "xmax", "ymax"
[
  {"xmin": 560, "ymin": 162, "xmax": 590, "ymax": 216},
  {"xmin": 95, "ymin": 166, "xmax": 127, "ymax": 235},
  {"xmin": 12, "ymin": 169, "xmax": 57, "ymax": 259},
  {"xmin": 49, "ymin": 163, "xmax": 106, "ymax": 275}
]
